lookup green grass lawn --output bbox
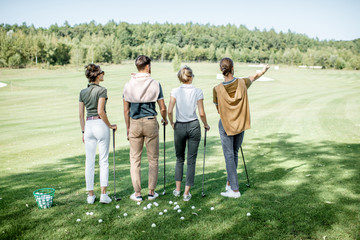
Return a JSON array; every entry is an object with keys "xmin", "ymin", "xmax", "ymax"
[{"xmin": 0, "ymin": 62, "xmax": 359, "ymax": 240}]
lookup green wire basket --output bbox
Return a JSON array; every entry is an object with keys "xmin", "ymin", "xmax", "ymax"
[{"xmin": 33, "ymin": 188, "xmax": 55, "ymax": 209}]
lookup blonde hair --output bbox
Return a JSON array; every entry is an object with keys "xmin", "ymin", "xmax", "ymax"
[{"xmin": 177, "ymin": 65, "xmax": 194, "ymax": 83}]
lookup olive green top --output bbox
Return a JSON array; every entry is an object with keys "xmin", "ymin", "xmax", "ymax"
[{"xmin": 79, "ymin": 83, "xmax": 107, "ymax": 118}]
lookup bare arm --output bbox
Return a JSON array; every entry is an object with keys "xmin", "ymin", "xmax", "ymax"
[
  {"xmin": 157, "ymin": 99, "xmax": 168, "ymax": 125},
  {"xmin": 167, "ymin": 96, "xmax": 176, "ymax": 129},
  {"xmin": 123, "ymin": 99, "xmax": 130, "ymax": 140},
  {"xmin": 213, "ymin": 87, "xmax": 219, "ymax": 113},
  {"xmin": 248, "ymin": 64, "xmax": 270, "ymax": 83},
  {"xmin": 197, "ymin": 99, "xmax": 210, "ymax": 131},
  {"xmin": 79, "ymin": 101, "xmax": 85, "ymax": 143},
  {"xmin": 98, "ymin": 98, "xmax": 117, "ymax": 130}
]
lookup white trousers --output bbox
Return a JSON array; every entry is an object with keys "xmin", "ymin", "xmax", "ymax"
[{"xmin": 84, "ymin": 119, "xmax": 110, "ymax": 191}]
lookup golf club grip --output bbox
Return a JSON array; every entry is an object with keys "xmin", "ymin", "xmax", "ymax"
[
  {"xmin": 113, "ymin": 129, "xmax": 115, "ymax": 148},
  {"xmin": 204, "ymin": 128, "xmax": 207, "ymax": 147}
]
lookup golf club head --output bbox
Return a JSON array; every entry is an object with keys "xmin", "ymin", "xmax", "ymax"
[
  {"xmin": 246, "ymin": 184, "xmax": 250, "ymax": 188},
  {"xmin": 162, "ymin": 190, "xmax": 166, "ymax": 195},
  {"xmin": 201, "ymin": 192, "xmax": 206, "ymax": 198},
  {"xmin": 113, "ymin": 196, "xmax": 122, "ymax": 201}
]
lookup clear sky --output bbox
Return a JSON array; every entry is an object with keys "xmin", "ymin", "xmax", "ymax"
[{"xmin": 0, "ymin": 0, "xmax": 359, "ymax": 41}]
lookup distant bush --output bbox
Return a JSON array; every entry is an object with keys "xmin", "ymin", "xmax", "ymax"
[
  {"xmin": 8, "ymin": 53, "xmax": 22, "ymax": 68},
  {"xmin": 172, "ymin": 54, "xmax": 181, "ymax": 72},
  {"xmin": 0, "ymin": 58, "xmax": 6, "ymax": 67}
]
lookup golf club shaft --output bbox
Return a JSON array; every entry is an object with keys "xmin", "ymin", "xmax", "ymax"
[
  {"xmin": 113, "ymin": 129, "xmax": 116, "ymax": 196},
  {"xmin": 163, "ymin": 123, "xmax": 166, "ymax": 193},
  {"xmin": 202, "ymin": 128, "xmax": 207, "ymax": 195},
  {"xmin": 240, "ymin": 146, "xmax": 250, "ymax": 187}
]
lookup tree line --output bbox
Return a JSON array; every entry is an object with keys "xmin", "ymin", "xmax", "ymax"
[{"xmin": 1, "ymin": 20, "xmax": 359, "ymax": 70}]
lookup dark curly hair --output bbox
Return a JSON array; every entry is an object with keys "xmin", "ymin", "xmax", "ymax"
[{"xmin": 84, "ymin": 64, "xmax": 103, "ymax": 82}]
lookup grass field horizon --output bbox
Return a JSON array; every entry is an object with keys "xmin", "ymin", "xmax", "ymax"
[{"xmin": 0, "ymin": 62, "xmax": 359, "ymax": 239}]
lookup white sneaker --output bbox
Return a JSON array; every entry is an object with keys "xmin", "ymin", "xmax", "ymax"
[
  {"xmin": 130, "ymin": 193, "xmax": 143, "ymax": 202},
  {"xmin": 148, "ymin": 192, "xmax": 159, "ymax": 200},
  {"xmin": 225, "ymin": 184, "xmax": 231, "ymax": 191},
  {"xmin": 173, "ymin": 189, "xmax": 181, "ymax": 197},
  {"xmin": 220, "ymin": 189, "xmax": 241, "ymax": 198},
  {"xmin": 183, "ymin": 193, "xmax": 192, "ymax": 201},
  {"xmin": 100, "ymin": 193, "xmax": 112, "ymax": 204},
  {"xmin": 87, "ymin": 194, "xmax": 96, "ymax": 204}
]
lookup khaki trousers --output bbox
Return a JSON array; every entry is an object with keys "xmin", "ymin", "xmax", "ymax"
[{"xmin": 129, "ymin": 117, "xmax": 159, "ymax": 193}]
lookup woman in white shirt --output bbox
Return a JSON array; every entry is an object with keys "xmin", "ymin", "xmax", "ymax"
[{"xmin": 168, "ymin": 65, "xmax": 210, "ymax": 201}]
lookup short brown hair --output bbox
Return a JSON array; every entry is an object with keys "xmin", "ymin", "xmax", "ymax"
[
  {"xmin": 220, "ymin": 58, "xmax": 234, "ymax": 76},
  {"xmin": 85, "ymin": 64, "xmax": 102, "ymax": 82},
  {"xmin": 135, "ymin": 55, "xmax": 151, "ymax": 71},
  {"xmin": 177, "ymin": 65, "xmax": 194, "ymax": 83}
]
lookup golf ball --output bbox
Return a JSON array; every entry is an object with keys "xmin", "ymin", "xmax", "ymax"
[
  {"xmin": 169, "ymin": 201, "xmax": 173, "ymax": 205},
  {"xmin": 177, "ymin": 209, "xmax": 182, "ymax": 213},
  {"xmin": 76, "ymin": 219, "xmax": 81, "ymax": 222},
  {"xmin": 137, "ymin": 202, "xmax": 141, "ymax": 205},
  {"xmin": 116, "ymin": 205, "xmax": 120, "ymax": 209},
  {"xmin": 210, "ymin": 207, "xmax": 215, "ymax": 211},
  {"xmin": 86, "ymin": 212, "xmax": 90, "ymax": 215},
  {"xmin": 151, "ymin": 223, "xmax": 156, "ymax": 228},
  {"xmin": 98, "ymin": 219, "xmax": 103, "ymax": 223},
  {"xmin": 247, "ymin": 212, "xmax": 251, "ymax": 216},
  {"xmin": 159, "ymin": 212, "xmax": 163, "ymax": 215},
  {"xmin": 143, "ymin": 207, "xmax": 147, "ymax": 210},
  {"xmin": 123, "ymin": 213, "xmax": 128, "ymax": 217},
  {"xmin": 180, "ymin": 217, "xmax": 184, "ymax": 220},
  {"xmin": 191, "ymin": 206, "xmax": 195, "ymax": 209},
  {"xmin": 147, "ymin": 205, "xmax": 151, "ymax": 209},
  {"xmin": 154, "ymin": 202, "xmax": 159, "ymax": 207},
  {"xmin": 174, "ymin": 202, "xmax": 178, "ymax": 205},
  {"xmin": 89, "ymin": 212, "xmax": 94, "ymax": 216},
  {"xmin": 164, "ymin": 209, "xmax": 168, "ymax": 213},
  {"xmin": 175, "ymin": 205, "xmax": 180, "ymax": 208}
]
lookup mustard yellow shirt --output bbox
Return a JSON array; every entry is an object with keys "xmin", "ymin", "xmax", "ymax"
[{"xmin": 213, "ymin": 78, "xmax": 252, "ymax": 136}]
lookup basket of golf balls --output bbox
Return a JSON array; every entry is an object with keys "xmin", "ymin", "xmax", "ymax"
[{"xmin": 33, "ymin": 188, "xmax": 55, "ymax": 209}]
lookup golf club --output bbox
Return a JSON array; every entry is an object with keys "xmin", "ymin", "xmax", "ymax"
[
  {"xmin": 112, "ymin": 129, "xmax": 121, "ymax": 201},
  {"xmin": 201, "ymin": 128, "xmax": 207, "ymax": 197},
  {"xmin": 162, "ymin": 122, "xmax": 166, "ymax": 195},
  {"xmin": 240, "ymin": 146, "xmax": 250, "ymax": 187}
]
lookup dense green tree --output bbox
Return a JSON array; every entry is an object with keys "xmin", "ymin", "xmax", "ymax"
[
  {"xmin": 8, "ymin": 53, "xmax": 22, "ymax": 68},
  {"xmin": 172, "ymin": 53, "xmax": 181, "ymax": 72},
  {"xmin": 0, "ymin": 21, "xmax": 359, "ymax": 69}
]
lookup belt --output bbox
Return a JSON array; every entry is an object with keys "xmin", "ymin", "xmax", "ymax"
[
  {"xmin": 131, "ymin": 116, "xmax": 156, "ymax": 120},
  {"xmin": 176, "ymin": 119, "xmax": 198, "ymax": 124},
  {"xmin": 87, "ymin": 115, "xmax": 101, "ymax": 120}
]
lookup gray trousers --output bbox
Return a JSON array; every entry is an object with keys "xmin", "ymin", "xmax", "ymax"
[
  {"xmin": 174, "ymin": 120, "xmax": 201, "ymax": 187},
  {"xmin": 219, "ymin": 119, "xmax": 244, "ymax": 191}
]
